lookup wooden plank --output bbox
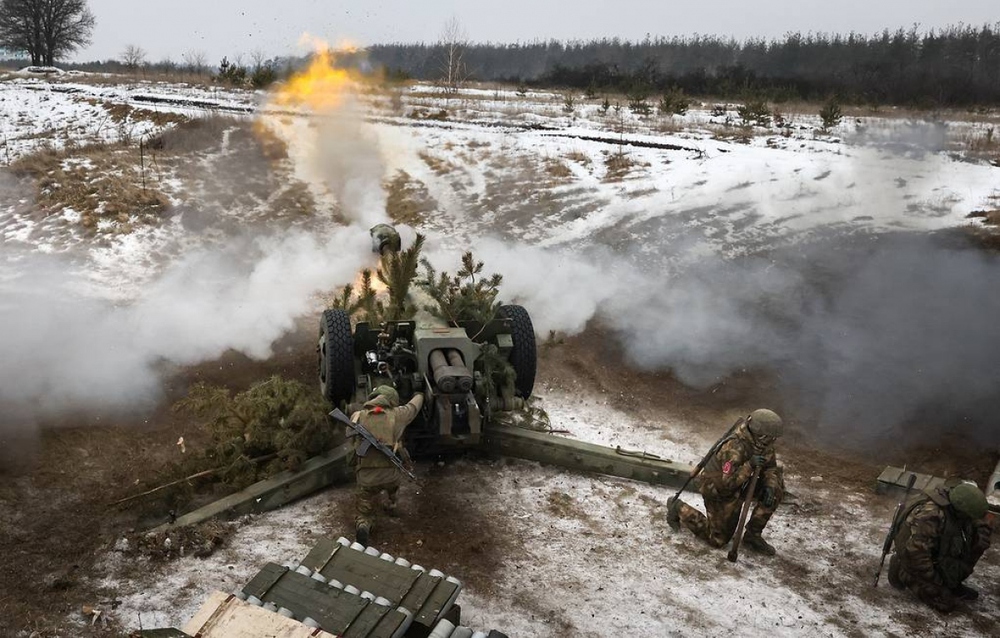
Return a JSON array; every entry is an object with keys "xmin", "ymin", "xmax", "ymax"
[
  {"xmin": 320, "ymin": 548, "xmax": 422, "ymax": 602},
  {"xmin": 181, "ymin": 590, "xmax": 338, "ymax": 637},
  {"xmin": 875, "ymin": 466, "xmax": 906, "ymax": 494},
  {"xmin": 398, "ymin": 572, "xmax": 443, "ymax": 619},
  {"xmin": 482, "ymin": 423, "xmax": 692, "ymax": 488},
  {"xmin": 413, "ymin": 578, "xmax": 459, "ymax": 627},
  {"xmin": 150, "ymin": 444, "xmax": 354, "ymax": 532},
  {"xmin": 242, "ymin": 563, "xmax": 289, "ymax": 600},
  {"xmin": 341, "ymin": 602, "xmax": 398, "ymax": 638},
  {"xmin": 255, "ymin": 570, "xmax": 370, "ymax": 634},
  {"xmin": 876, "ymin": 467, "xmax": 952, "ymax": 499},
  {"xmin": 911, "ymin": 472, "xmax": 936, "ymax": 492},
  {"xmin": 300, "ymin": 538, "xmax": 343, "ymax": 572}
]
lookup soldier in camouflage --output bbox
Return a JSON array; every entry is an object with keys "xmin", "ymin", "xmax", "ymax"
[
  {"xmin": 887, "ymin": 482, "xmax": 992, "ymax": 613},
  {"xmin": 667, "ymin": 409, "xmax": 785, "ymax": 556},
  {"xmin": 350, "ymin": 385, "xmax": 424, "ymax": 546}
]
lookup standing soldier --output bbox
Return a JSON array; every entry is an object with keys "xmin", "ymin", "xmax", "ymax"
[
  {"xmin": 350, "ymin": 385, "xmax": 424, "ymax": 545},
  {"xmin": 887, "ymin": 482, "xmax": 992, "ymax": 613},
  {"xmin": 667, "ymin": 409, "xmax": 785, "ymax": 556}
]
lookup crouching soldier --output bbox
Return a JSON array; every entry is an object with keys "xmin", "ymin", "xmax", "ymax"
[
  {"xmin": 350, "ymin": 385, "xmax": 424, "ymax": 546},
  {"xmin": 668, "ymin": 409, "xmax": 785, "ymax": 556},
  {"xmin": 888, "ymin": 482, "xmax": 992, "ymax": 613}
]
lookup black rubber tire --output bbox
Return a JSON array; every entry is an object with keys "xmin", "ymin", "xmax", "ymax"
[
  {"xmin": 319, "ymin": 308, "xmax": 355, "ymax": 405},
  {"xmin": 498, "ymin": 304, "xmax": 536, "ymax": 399}
]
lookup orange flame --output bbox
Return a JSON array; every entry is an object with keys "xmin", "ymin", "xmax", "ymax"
[
  {"xmin": 270, "ymin": 36, "xmax": 367, "ymax": 112},
  {"xmin": 352, "ymin": 268, "xmax": 388, "ymax": 295}
]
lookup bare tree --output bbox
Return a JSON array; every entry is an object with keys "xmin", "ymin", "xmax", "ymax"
[
  {"xmin": 121, "ymin": 43, "xmax": 146, "ymax": 71},
  {"xmin": 182, "ymin": 50, "xmax": 207, "ymax": 75},
  {"xmin": 437, "ymin": 16, "xmax": 468, "ymax": 93},
  {"xmin": 249, "ymin": 48, "xmax": 267, "ymax": 71},
  {"xmin": 0, "ymin": 0, "xmax": 95, "ymax": 66}
]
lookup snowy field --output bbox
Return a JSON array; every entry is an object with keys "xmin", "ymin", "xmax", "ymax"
[
  {"xmin": 101, "ymin": 391, "xmax": 1000, "ymax": 638},
  {"xmin": 2, "ymin": 70, "xmax": 999, "ymax": 636}
]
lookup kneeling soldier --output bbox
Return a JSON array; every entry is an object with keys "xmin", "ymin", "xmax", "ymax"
[
  {"xmin": 668, "ymin": 409, "xmax": 785, "ymax": 555},
  {"xmin": 888, "ymin": 482, "xmax": 992, "ymax": 613}
]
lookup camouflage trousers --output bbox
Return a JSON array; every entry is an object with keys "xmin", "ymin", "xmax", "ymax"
[
  {"xmin": 888, "ymin": 554, "xmax": 959, "ymax": 613},
  {"xmin": 677, "ymin": 481, "xmax": 783, "ymax": 548},
  {"xmin": 355, "ymin": 482, "xmax": 399, "ymax": 530}
]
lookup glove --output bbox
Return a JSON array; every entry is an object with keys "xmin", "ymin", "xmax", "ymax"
[
  {"xmin": 761, "ymin": 486, "xmax": 776, "ymax": 508},
  {"xmin": 749, "ymin": 454, "xmax": 766, "ymax": 468}
]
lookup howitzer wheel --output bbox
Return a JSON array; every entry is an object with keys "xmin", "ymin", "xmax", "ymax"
[
  {"xmin": 319, "ymin": 308, "xmax": 355, "ymax": 406},
  {"xmin": 499, "ymin": 304, "xmax": 536, "ymax": 398}
]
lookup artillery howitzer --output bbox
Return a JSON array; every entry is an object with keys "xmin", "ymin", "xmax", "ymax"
[
  {"xmin": 318, "ymin": 304, "xmax": 536, "ymax": 455},
  {"xmin": 151, "ymin": 225, "xmax": 692, "ymax": 526}
]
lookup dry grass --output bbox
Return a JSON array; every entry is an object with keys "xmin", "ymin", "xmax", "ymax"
[
  {"xmin": 710, "ymin": 124, "xmax": 758, "ymax": 144},
  {"xmin": 408, "ymin": 107, "xmax": 449, "ymax": 121},
  {"xmin": 958, "ymin": 126, "xmax": 1000, "ymax": 162},
  {"xmin": 564, "ymin": 150, "xmax": 591, "ymax": 165},
  {"xmin": 418, "ymin": 151, "xmax": 456, "ymax": 176},
  {"xmin": 384, "ymin": 170, "xmax": 437, "ymax": 226},
  {"xmin": 544, "ymin": 158, "xmax": 573, "ymax": 179},
  {"xmin": 653, "ymin": 117, "xmax": 686, "ymax": 135},
  {"xmin": 10, "ymin": 143, "xmax": 170, "ymax": 231},
  {"xmin": 93, "ymin": 101, "xmax": 188, "ymax": 128},
  {"xmin": 603, "ymin": 150, "xmax": 639, "ymax": 182}
]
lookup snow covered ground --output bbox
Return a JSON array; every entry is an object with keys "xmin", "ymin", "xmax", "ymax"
[
  {"xmin": 101, "ymin": 391, "xmax": 1000, "ymax": 637},
  {"xmin": 2, "ymin": 72, "xmax": 999, "ymax": 636}
]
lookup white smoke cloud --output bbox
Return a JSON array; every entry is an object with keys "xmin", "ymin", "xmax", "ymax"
[
  {"xmin": 474, "ymin": 229, "xmax": 1000, "ymax": 442},
  {"xmin": 0, "ymin": 227, "xmax": 371, "ymax": 429},
  {"xmin": 475, "ymin": 238, "xmax": 626, "ymax": 336}
]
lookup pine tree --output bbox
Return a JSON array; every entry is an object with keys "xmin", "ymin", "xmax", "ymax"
[{"xmin": 419, "ymin": 251, "xmax": 503, "ymax": 325}]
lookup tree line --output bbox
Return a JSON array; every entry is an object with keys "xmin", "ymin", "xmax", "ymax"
[
  {"xmin": 368, "ymin": 24, "xmax": 1000, "ymax": 106},
  {"xmin": 3, "ymin": 2, "xmax": 999, "ymax": 108}
]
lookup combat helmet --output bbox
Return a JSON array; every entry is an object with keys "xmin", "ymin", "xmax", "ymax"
[
  {"xmin": 747, "ymin": 409, "xmax": 783, "ymax": 440},
  {"xmin": 367, "ymin": 385, "xmax": 400, "ymax": 407},
  {"xmin": 949, "ymin": 483, "xmax": 988, "ymax": 519}
]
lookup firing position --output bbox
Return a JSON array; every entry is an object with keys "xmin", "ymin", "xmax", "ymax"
[
  {"xmin": 887, "ymin": 482, "xmax": 992, "ymax": 613},
  {"xmin": 668, "ymin": 409, "xmax": 785, "ymax": 556},
  {"xmin": 348, "ymin": 385, "xmax": 424, "ymax": 545}
]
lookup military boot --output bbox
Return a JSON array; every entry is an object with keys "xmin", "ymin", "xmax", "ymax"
[
  {"xmin": 356, "ymin": 523, "xmax": 370, "ymax": 546},
  {"xmin": 666, "ymin": 496, "xmax": 681, "ymax": 531},
  {"xmin": 887, "ymin": 555, "xmax": 904, "ymax": 589},
  {"xmin": 742, "ymin": 531, "xmax": 776, "ymax": 556},
  {"xmin": 952, "ymin": 584, "xmax": 979, "ymax": 601}
]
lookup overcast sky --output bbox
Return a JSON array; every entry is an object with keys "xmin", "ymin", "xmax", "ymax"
[{"xmin": 77, "ymin": 0, "xmax": 998, "ymax": 63}]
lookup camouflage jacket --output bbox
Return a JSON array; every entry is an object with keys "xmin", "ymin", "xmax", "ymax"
[
  {"xmin": 894, "ymin": 488, "xmax": 992, "ymax": 591},
  {"xmin": 698, "ymin": 419, "xmax": 780, "ymax": 501},
  {"xmin": 350, "ymin": 393, "xmax": 424, "ymax": 486}
]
